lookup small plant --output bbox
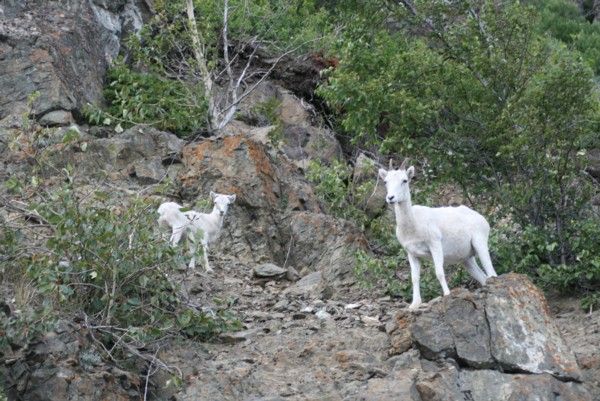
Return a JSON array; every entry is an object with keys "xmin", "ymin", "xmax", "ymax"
[{"xmin": 83, "ymin": 58, "xmax": 208, "ymax": 136}]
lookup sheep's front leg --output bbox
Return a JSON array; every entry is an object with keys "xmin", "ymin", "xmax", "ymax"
[
  {"xmin": 430, "ymin": 242, "xmax": 450, "ymax": 296},
  {"xmin": 188, "ymin": 240, "xmax": 196, "ymax": 269},
  {"xmin": 202, "ymin": 242, "xmax": 213, "ymax": 273},
  {"xmin": 407, "ymin": 253, "xmax": 422, "ymax": 310},
  {"xmin": 170, "ymin": 226, "xmax": 185, "ymax": 246}
]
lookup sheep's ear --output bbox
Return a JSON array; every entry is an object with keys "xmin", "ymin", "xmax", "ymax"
[
  {"xmin": 378, "ymin": 168, "xmax": 388, "ymax": 180},
  {"xmin": 228, "ymin": 194, "xmax": 236, "ymax": 203},
  {"xmin": 406, "ymin": 166, "xmax": 415, "ymax": 180},
  {"xmin": 210, "ymin": 191, "xmax": 217, "ymax": 200}
]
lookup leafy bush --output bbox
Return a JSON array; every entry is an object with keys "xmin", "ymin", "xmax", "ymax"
[
  {"xmin": 88, "ymin": 59, "xmax": 208, "ymax": 136},
  {"xmin": 535, "ymin": 0, "xmax": 600, "ymax": 74}
]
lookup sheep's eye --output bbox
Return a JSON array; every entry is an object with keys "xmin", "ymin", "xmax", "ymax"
[{"xmin": 402, "ymin": 179, "xmax": 408, "ymax": 184}]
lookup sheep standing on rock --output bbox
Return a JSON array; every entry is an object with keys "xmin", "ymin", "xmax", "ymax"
[
  {"xmin": 157, "ymin": 192, "xmax": 236, "ymax": 272},
  {"xmin": 379, "ymin": 159, "xmax": 497, "ymax": 310}
]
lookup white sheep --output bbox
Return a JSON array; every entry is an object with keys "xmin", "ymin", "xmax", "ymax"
[
  {"xmin": 157, "ymin": 192, "xmax": 236, "ymax": 272},
  {"xmin": 379, "ymin": 159, "xmax": 497, "ymax": 310}
]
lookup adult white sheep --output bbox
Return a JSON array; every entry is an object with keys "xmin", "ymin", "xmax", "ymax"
[
  {"xmin": 157, "ymin": 191, "xmax": 236, "ymax": 272},
  {"xmin": 379, "ymin": 159, "xmax": 497, "ymax": 310}
]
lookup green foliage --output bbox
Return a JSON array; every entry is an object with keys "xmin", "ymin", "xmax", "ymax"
[
  {"xmin": 318, "ymin": 0, "xmax": 600, "ymax": 303},
  {"xmin": 535, "ymin": 0, "xmax": 600, "ymax": 74},
  {"xmin": 251, "ymin": 97, "xmax": 284, "ymax": 144},
  {"xmin": 306, "ymin": 159, "xmax": 360, "ymax": 221},
  {"xmin": 85, "ymin": 59, "xmax": 208, "ymax": 136},
  {"xmin": 1, "ymin": 182, "xmax": 239, "ymax": 357}
]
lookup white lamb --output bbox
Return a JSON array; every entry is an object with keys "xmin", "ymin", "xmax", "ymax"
[
  {"xmin": 157, "ymin": 192, "xmax": 236, "ymax": 272},
  {"xmin": 379, "ymin": 159, "xmax": 497, "ymax": 310}
]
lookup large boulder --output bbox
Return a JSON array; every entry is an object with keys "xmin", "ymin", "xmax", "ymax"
[
  {"xmin": 386, "ymin": 273, "xmax": 590, "ymax": 401},
  {"xmin": 287, "ymin": 211, "xmax": 368, "ymax": 285},
  {"xmin": 0, "ymin": 0, "xmax": 146, "ymax": 121}
]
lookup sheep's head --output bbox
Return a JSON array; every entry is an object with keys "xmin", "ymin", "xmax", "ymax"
[
  {"xmin": 210, "ymin": 191, "xmax": 236, "ymax": 216},
  {"xmin": 157, "ymin": 202, "xmax": 184, "ymax": 228},
  {"xmin": 378, "ymin": 159, "xmax": 414, "ymax": 204}
]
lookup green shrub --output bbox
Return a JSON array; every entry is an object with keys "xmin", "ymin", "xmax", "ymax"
[
  {"xmin": 85, "ymin": 59, "xmax": 208, "ymax": 136},
  {"xmin": 86, "ymin": 0, "xmax": 333, "ymax": 135},
  {"xmin": 535, "ymin": 0, "xmax": 600, "ymax": 74}
]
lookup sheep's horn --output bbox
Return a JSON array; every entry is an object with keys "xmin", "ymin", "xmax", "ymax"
[
  {"xmin": 399, "ymin": 158, "xmax": 409, "ymax": 170},
  {"xmin": 389, "ymin": 159, "xmax": 394, "ymax": 170}
]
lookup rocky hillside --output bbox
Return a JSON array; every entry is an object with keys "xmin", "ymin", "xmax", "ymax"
[{"xmin": 1, "ymin": 1, "xmax": 600, "ymax": 401}]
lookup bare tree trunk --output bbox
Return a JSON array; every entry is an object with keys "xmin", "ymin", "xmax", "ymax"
[
  {"xmin": 186, "ymin": 0, "xmax": 324, "ymax": 132},
  {"xmin": 186, "ymin": 0, "xmax": 218, "ymax": 129}
]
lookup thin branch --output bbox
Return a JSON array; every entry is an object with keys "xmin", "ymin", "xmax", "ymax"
[{"xmin": 215, "ymin": 35, "xmax": 325, "ymax": 129}]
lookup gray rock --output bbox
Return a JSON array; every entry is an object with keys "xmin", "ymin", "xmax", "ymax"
[
  {"xmin": 410, "ymin": 306, "xmax": 455, "ymax": 359},
  {"xmin": 280, "ymin": 124, "xmax": 342, "ymax": 169},
  {"xmin": 38, "ymin": 110, "xmax": 74, "ymax": 127},
  {"xmin": 253, "ymin": 263, "xmax": 287, "ymax": 279},
  {"xmin": 352, "ymin": 153, "xmax": 387, "ymax": 217},
  {"xmin": 287, "ymin": 212, "xmax": 367, "ymax": 288},
  {"xmin": 130, "ymin": 157, "xmax": 166, "ymax": 184},
  {"xmin": 283, "ymin": 271, "xmax": 326, "ymax": 298},
  {"xmin": 41, "ymin": 124, "xmax": 184, "ymax": 180},
  {"xmin": 0, "ymin": 0, "xmax": 147, "ymax": 120},
  {"xmin": 357, "ymin": 373, "xmax": 421, "ymax": 401},
  {"xmin": 285, "ymin": 266, "xmax": 300, "ymax": 281},
  {"xmin": 458, "ymin": 370, "xmax": 592, "ymax": 401},
  {"xmin": 231, "ymin": 81, "xmax": 342, "ymax": 168},
  {"xmin": 386, "ymin": 273, "xmax": 590, "ymax": 400},
  {"xmin": 444, "ymin": 290, "xmax": 492, "ymax": 367},
  {"xmin": 219, "ymin": 328, "xmax": 261, "ymax": 344},
  {"xmin": 485, "ymin": 275, "xmax": 581, "ymax": 380}
]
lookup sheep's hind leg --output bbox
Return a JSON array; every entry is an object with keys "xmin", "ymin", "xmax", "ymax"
[
  {"xmin": 407, "ymin": 253, "xmax": 422, "ymax": 310},
  {"xmin": 430, "ymin": 242, "xmax": 450, "ymax": 296},
  {"xmin": 472, "ymin": 236, "xmax": 497, "ymax": 278},
  {"xmin": 464, "ymin": 257, "xmax": 487, "ymax": 285}
]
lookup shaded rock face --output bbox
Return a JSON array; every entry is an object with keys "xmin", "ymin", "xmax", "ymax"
[
  {"xmin": 553, "ymin": 298, "xmax": 600, "ymax": 399},
  {"xmin": 287, "ymin": 211, "xmax": 367, "ymax": 284},
  {"xmin": 231, "ymin": 81, "xmax": 342, "ymax": 169},
  {"xmin": 1, "ymin": 321, "xmax": 140, "ymax": 401},
  {"xmin": 387, "ymin": 273, "xmax": 590, "ymax": 401},
  {"xmin": 178, "ymin": 134, "xmax": 367, "ymax": 289},
  {"xmin": 0, "ymin": 0, "xmax": 146, "ymax": 121},
  {"xmin": 40, "ymin": 125, "xmax": 184, "ymax": 183},
  {"xmin": 352, "ymin": 152, "xmax": 387, "ymax": 218}
]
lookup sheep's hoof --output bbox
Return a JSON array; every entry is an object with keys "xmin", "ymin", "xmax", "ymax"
[{"xmin": 408, "ymin": 301, "xmax": 422, "ymax": 311}]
